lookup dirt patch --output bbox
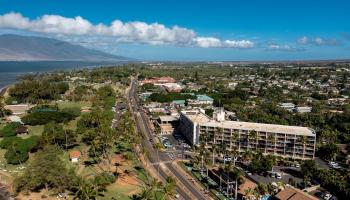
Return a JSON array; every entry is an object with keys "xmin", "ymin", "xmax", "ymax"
[
  {"xmin": 17, "ymin": 189, "xmax": 72, "ymax": 200},
  {"xmin": 117, "ymin": 173, "xmax": 139, "ymax": 186}
]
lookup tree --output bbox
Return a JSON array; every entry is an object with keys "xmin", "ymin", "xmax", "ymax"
[
  {"xmin": 161, "ymin": 177, "xmax": 176, "ymax": 200},
  {"xmin": 73, "ymin": 177, "xmax": 101, "ymax": 200},
  {"xmin": 249, "ymin": 130, "xmax": 258, "ymax": 151},
  {"xmin": 0, "ymin": 122, "xmax": 21, "ymax": 137},
  {"xmin": 298, "ymin": 135, "xmax": 308, "ymax": 159},
  {"xmin": 268, "ymin": 134, "xmax": 276, "ymax": 155},
  {"xmin": 14, "ymin": 146, "xmax": 76, "ymax": 193},
  {"xmin": 318, "ymin": 144, "xmax": 340, "ymax": 161},
  {"xmin": 41, "ymin": 122, "xmax": 77, "ymax": 148},
  {"xmin": 4, "ymin": 147, "xmax": 28, "ymax": 164},
  {"xmin": 301, "ymin": 160, "xmax": 316, "ymax": 179}
]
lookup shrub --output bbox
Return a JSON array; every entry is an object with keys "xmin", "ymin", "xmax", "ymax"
[
  {"xmin": 5, "ymin": 148, "xmax": 29, "ymax": 164},
  {"xmin": 94, "ymin": 172, "xmax": 116, "ymax": 189},
  {"xmin": 22, "ymin": 111, "xmax": 76, "ymax": 125},
  {"xmin": 0, "ymin": 122, "xmax": 21, "ymax": 137}
]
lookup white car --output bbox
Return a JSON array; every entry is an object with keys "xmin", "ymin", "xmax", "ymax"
[
  {"xmin": 223, "ymin": 157, "xmax": 232, "ymax": 162},
  {"xmin": 276, "ymin": 173, "xmax": 282, "ymax": 179},
  {"xmin": 324, "ymin": 193, "xmax": 332, "ymax": 200}
]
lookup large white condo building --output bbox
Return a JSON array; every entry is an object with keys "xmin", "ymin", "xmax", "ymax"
[{"xmin": 179, "ymin": 109, "xmax": 316, "ymax": 160}]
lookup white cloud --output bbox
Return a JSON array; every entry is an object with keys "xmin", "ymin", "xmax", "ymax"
[
  {"xmin": 0, "ymin": 12, "xmax": 254, "ymax": 49},
  {"xmin": 297, "ymin": 36, "xmax": 338, "ymax": 46},
  {"xmin": 193, "ymin": 37, "xmax": 254, "ymax": 48},
  {"xmin": 266, "ymin": 43, "xmax": 304, "ymax": 52},
  {"xmin": 297, "ymin": 36, "xmax": 309, "ymax": 44}
]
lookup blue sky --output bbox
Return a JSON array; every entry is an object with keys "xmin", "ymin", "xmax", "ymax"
[{"xmin": 0, "ymin": 0, "xmax": 349, "ymax": 61}]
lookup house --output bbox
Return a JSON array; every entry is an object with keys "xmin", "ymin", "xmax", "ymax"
[
  {"xmin": 275, "ymin": 186, "xmax": 318, "ymax": 200},
  {"xmin": 278, "ymin": 103, "xmax": 295, "ymax": 112},
  {"xmin": 16, "ymin": 125, "xmax": 28, "ymax": 135},
  {"xmin": 69, "ymin": 150, "xmax": 82, "ymax": 163},
  {"xmin": 295, "ymin": 106, "xmax": 312, "ymax": 113},
  {"xmin": 172, "ymin": 100, "xmax": 186, "ymax": 108},
  {"xmin": 6, "ymin": 115, "xmax": 23, "ymax": 124},
  {"xmin": 186, "ymin": 94, "xmax": 214, "ymax": 107}
]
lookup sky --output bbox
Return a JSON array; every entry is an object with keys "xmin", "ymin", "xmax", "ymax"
[{"xmin": 0, "ymin": 0, "xmax": 349, "ymax": 61}]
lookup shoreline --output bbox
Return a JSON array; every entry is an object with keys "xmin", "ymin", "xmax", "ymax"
[{"xmin": 0, "ymin": 85, "xmax": 9, "ymax": 96}]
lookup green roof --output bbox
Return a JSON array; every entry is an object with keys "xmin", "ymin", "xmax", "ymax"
[
  {"xmin": 172, "ymin": 100, "xmax": 186, "ymax": 105},
  {"xmin": 196, "ymin": 94, "xmax": 213, "ymax": 101}
]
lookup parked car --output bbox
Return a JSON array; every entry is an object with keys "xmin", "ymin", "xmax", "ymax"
[
  {"xmin": 324, "ymin": 193, "xmax": 332, "ymax": 200},
  {"xmin": 223, "ymin": 156, "xmax": 232, "ymax": 162},
  {"xmin": 276, "ymin": 173, "xmax": 282, "ymax": 179}
]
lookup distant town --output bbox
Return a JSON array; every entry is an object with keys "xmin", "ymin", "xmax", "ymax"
[{"xmin": 0, "ymin": 62, "xmax": 350, "ymax": 200}]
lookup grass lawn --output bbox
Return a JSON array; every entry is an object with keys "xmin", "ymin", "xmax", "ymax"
[
  {"xmin": 56, "ymin": 101, "xmax": 91, "ymax": 110},
  {"xmin": 0, "ymin": 149, "xmax": 27, "ymax": 177},
  {"xmin": 64, "ymin": 117, "xmax": 79, "ymax": 131},
  {"xmin": 27, "ymin": 125, "xmax": 44, "ymax": 136}
]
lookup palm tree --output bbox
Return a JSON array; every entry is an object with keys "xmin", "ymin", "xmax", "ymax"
[
  {"xmin": 245, "ymin": 188, "xmax": 259, "ymax": 200},
  {"xmin": 299, "ymin": 135, "xmax": 308, "ymax": 159},
  {"xmin": 219, "ymin": 142, "xmax": 229, "ymax": 164},
  {"xmin": 211, "ymin": 145, "xmax": 217, "ymax": 165},
  {"xmin": 223, "ymin": 163, "xmax": 234, "ymax": 196},
  {"xmin": 249, "ymin": 130, "xmax": 258, "ymax": 151},
  {"xmin": 231, "ymin": 131, "xmax": 239, "ymax": 150},
  {"xmin": 268, "ymin": 134, "xmax": 276, "ymax": 155},
  {"xmin": 242, "ymin": 150, "xmax": 254, "ymax": 163},
  {"xmin": 198, "ymin": 142, "xmax": 209, "ymax": 176},
  {"xmin": 161, "ymin": 177, "xmax": 177, "ymax": 200},
  {"xmin": 229, "ymin": 147, "xmax": 239, "ymax": 167},
  {"xmin": 73, "ymin": 177, "xmax": 101, "ymax": 200}
]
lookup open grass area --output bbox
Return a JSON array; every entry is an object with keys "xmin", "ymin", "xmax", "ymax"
[
  {"xmin": 64, "ymin": 117, "xmax": 79, "ymax": 131},
  {"xmin": 0, "ymin": 149, "xmax": 27, "ymax": 177},
  {"xmin": 27, "ymin": 125, "xmax": 44, "ymax": 136},
  {"xmin": 56, "ymin": 101, "xmax": 91, "ymax": 110}
]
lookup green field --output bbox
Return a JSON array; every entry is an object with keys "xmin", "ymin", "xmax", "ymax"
[{"xmin": 56, "ymin": 101, "xmax": 91, "ymax": 110}]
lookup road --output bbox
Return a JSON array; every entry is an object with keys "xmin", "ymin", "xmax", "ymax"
[{"xmin": 127, "ymin": 78, "xmax": 209, "ymax": 200}]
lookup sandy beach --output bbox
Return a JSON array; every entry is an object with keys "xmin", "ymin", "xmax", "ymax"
[{"xmin": 0, "ymin": 85, "xmax": 9, "ymax": 96}]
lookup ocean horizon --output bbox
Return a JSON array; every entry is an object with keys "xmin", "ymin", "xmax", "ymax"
[{"xmin": 0, "ymin": 61, "xmax": 123, "ymax": 89}]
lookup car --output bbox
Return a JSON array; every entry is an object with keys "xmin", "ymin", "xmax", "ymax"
[
  {"xmin": 175, "ymin": 194, "xmax": 180, "ymax": 199},
  {"xmin": 223, "ymin": 156, "xmax": 232, "ymax": 162},
  {"xmin": 270, "ymin": 173, "xmax": 276, "ymax": 178},
  {"xmin": 276, "ymin": 173, "xmax": 282, "ymax": 179},
  {"xmin": 324, "ymin": 193, "xmax": 332, "ymax": 200},
  {"xmin": 315, "ymin": 191, "xmax": 324, "ymax": 198}
]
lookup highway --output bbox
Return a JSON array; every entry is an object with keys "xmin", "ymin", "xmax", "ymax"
[{"xmin": 127, "ymin": 78, "xmax": 209, "ymax": 200}]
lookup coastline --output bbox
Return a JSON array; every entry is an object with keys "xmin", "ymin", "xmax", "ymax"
[{"xmin": 0, "ymin": 85, "xmax": 9, "ymax": 96}]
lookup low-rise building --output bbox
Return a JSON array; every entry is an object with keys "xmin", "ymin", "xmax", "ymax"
[
  {"xmin": 278, "ymin": 103, "xmax": 295, "ymax": 112},
  {"xmin": 275, "ymin": 186, "xmax": 318, "ymax": 200},
  {"xmin": 295, "ymin": 106, "xmax": 312, "ymax": 113},
  {"xmin": 156, "ymin": 115, "xmax": 179, "ymax": 135},
  {"xmin": 186, "ymin": 94, "xmax": 214, "ymax": 107},
  {"xmin": 179, "ymin": 109, "xmax": 316, "ymax": 160},
  {"xmin": 140, "ymin": 76, "xmax": 176, "ymax": 86},
  {"xmin": 69, "ymin": 150, "xmax": 82, "ymax": 163}
]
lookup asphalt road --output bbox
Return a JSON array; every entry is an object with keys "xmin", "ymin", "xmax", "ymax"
[{"xmin": 127, "ymin": 79, "xmax": 208, "ymax": 200}]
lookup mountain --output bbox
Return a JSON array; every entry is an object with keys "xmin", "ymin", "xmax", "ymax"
[{"xmin": 0, "ymin": 34, "xmax": 130, "ymax": 61}]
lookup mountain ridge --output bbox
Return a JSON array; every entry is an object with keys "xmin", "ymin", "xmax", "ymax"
[{"xmin": 0, "ymin": 34, "xmax": 130, "ymax": 61}]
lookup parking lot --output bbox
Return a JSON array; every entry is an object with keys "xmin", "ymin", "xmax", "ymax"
[{"xmin": 246, "ymin": 166, "xmax": 303, "ymax": 185}]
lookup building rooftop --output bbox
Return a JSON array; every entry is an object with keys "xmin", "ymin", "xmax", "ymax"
[
  {"xmin": 159, "ymin": 115, "xmax": 179, "ymax": 122},
  {"xmin": 275, "ymin": 187, "xmax": 318, "ymax": 200},
  {"xmin": 196, "ymin": 94, "xmax": 214, "ymax": 101},
  {"xmin": 181, "ymin": 110, "xmax": 314, "ymax": 136}
]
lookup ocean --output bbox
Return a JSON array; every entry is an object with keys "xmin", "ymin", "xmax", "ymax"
[{"xmin": 0, "ymin": 61, "xmax": 123, "ymax": 90}]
